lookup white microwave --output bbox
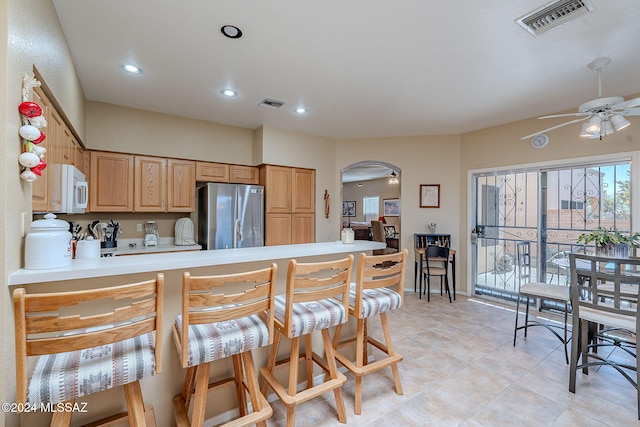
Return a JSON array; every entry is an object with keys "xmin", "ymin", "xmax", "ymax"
[{"xmin": 51, "ymin": 164, "xmax": 88, "ymax": 214}]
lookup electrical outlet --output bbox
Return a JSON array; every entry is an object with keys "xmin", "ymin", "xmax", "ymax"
[{"xmin": 137, "ymin": 223, "xmax": 143, "ymax": 232}]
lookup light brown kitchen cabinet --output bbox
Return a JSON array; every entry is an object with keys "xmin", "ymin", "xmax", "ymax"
[
  {"xmin": 260, "ymin": 164, "xmax": 315, "ymax": 245},
  {"xmin": 167, "ymin": 159, "xmax": 195, "ymax": 212},
  {"xmin": 31, "ymin": 87, "xmax": 52, "ymax": 212},
  {"xmin": 31, "ymin": 86, "xmax": 87, "ymax": 213},
  {"xmin": 291, "ymin": 213, "xmax": 315, "ymax": 244},
  {"xmin": 230, "ymin": 165, "xmax": 259, "ymax": 184},
  {"xmin": 196, "ymin": 161, "xmax": 229, "ymax": 182},
  {"xmin": 292, "ymin": 168, "xmax": 315, "ymax": 213},
  {"xmin": 265, "ymin": 213, "xmax": 292, "ymax": 246},
  {"xmin": 90, "ymin": 151, "xmax": 134, "ymax": 212},
  {"xmin": 134, "ymin": 155, "xmax": 166, "ymax": 212},
  {"xmin": 261, "ymin": 165, "xmax": 292, "ymax": 213}
]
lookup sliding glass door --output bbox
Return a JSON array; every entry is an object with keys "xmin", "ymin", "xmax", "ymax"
[{"xmin": 472, "ymin": 160, "xmax": 632, "ymax": 300}]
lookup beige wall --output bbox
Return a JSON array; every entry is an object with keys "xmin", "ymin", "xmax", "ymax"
[
  {"xmin": 3, "ymin": 1, "xmax": 87, "ymax": 426},
  {"xmin": 86, "ymin": 101, "xmax": 254, "ymax": 163}
]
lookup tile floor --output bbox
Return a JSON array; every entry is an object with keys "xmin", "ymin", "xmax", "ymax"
[{"xmin": 264, "ymin": 291, "xmax": 639, "ymax": 426}]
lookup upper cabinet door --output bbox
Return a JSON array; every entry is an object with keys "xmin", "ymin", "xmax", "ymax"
[
  {"xmin": 167, "ymin": 159, "xmax": 195, "ymax": 212},
  {"xmin": 292, "ymin": 168, "xmax": 315, "ymax": 213},
  {"xmin": 230, "ymin": 165, "xmax": 259, "ymax": 185},
  {"xmin": 134, "ymin": 156, "xmax": 166, "ymax": 212},
  {"xmin": 262, "ymin": 165, "xmax": 292, "ymax": 213},
  {"xmin": 90, "ymin": 151, "xmax": 134, "ymax": 212},
  {"xmin": 196, "ymin": 161, "xmax": 229, "ymax": 182}
]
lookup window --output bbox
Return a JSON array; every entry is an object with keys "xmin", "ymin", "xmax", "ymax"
[
  {"xmin": 363, "ymin": 196, "xmax": 379, "ymax": 222},
  {"xmin": 560, "ymin": 200, "xmax": 585, "ymax": 210}
]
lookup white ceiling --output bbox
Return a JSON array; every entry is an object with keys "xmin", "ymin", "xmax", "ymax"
[{"xmin": 52, "ymin": 0, "xmax": 640, "ymax": 141}]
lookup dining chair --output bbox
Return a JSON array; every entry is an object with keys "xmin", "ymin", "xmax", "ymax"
[
  {"xmin": 172, "ymin": 265, "xmax": 277, "ymax": 427},
  {"xmin": 513, "ymin": 241, "xmax": 570, "ymax": 364},
  {"xmin": 422, "ymin": 245, "xmax": 452, "ymax": 302},
  {"xmin": 13, "ymin": 274, "xmax": 164, "ymax": 426},
  {"xmin": 569, "ymin": 253, "xmax": 640, "ymax": 420},
  {"xmin": 333, "ymin": 249, "xmax": 408, "ymax": 414},
  {"xmin": 260, "ymin": 255, "xmax": 353, "ymax": 427},
  {"xmin": 371, "ymin": 220, "xmax": 397, "ymax": 255}
]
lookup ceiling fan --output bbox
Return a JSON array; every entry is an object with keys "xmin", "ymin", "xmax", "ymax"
[{"xmin": 522, "ymin": 57, "xmax": 640, "ymax": 141}]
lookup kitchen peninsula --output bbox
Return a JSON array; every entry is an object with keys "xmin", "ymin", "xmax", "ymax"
[
  {"xmin": 8, "ymin": 240, "xmax": 386, "ymax": 427},
  {"xmin": 8, "ymin": 240, "xmax": 385, "ymax": 285}
]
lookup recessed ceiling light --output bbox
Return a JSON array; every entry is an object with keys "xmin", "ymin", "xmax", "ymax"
[
  {"xmin": 295, "ymin": 107, "xmax": 306, "ymax": 114},
  {"xmin": 122, "ymin": 64, "xmax": 141, "ymax": 74},
  {"xmin": 220, "ymin": 89, "xmax": 237, "ymax": 97},
  {"xmin": 220, "ymin": 25, "xmax": 243, "ymax": 39}
]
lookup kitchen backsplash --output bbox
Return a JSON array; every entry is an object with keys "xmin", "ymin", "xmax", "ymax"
[{"xmin": 45, "ymin": 212, "xmax": 196, "ymax": 240}]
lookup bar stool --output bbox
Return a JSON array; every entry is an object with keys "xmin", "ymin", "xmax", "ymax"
[
  {"xmin": 333, "ymin": 249, "xmax": 407, "ymax": 414},
  {"xmin": 260, "ymin": 255, "xmax": 354, "ymax": 427},
  {"xmin": 172, "ymin": 265, "xmax": 277, "ymax": 427},
  {"xmin": 13, "ymin": 274, "xmax": 164, "ymax": 426}
]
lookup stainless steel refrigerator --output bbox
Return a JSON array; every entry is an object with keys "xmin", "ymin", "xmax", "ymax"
[{"xmin": 198, "ymin": 183, "xmax": 265, "ymax": 250}]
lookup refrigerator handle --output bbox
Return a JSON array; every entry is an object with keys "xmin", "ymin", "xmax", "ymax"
[{"xmin": 233, "ymin": 218, "xmax": 241, "ymax": 248}]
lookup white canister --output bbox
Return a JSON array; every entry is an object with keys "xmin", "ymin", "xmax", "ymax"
[
  {"xmin": 76, "ymin": 237, "xmax": 101, "ymax": 259},
  {"xmin": 25, "ymin": 213, "xmax": 73, "ymax": 269},
  {"xmin": 341, "ymin": 228, "xmax": 355, "ymax": 244}
]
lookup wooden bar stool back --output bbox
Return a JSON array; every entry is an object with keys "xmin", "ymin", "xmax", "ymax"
[
  {"xmin": 172, "ymin": 265, "xmax": 277, "ymax": 427},
  {"xmin": 13, "ymin": 274, "xmax": 164, "ymax": 427},
  {"xmin": 333, "ymin": 249, "xmax": 407, "ymax": 414},
  {"xmin": 260, "ymin": 255, "xmax": 354, "ymax": 427}
]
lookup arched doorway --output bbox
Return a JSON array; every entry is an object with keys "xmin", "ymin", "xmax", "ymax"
[{"xmin": 341, "ymin": 161, "xmax": 401, "ymax": 244}]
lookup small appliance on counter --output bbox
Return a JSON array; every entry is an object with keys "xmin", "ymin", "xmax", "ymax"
[
  {"xmin": 25, "ymin": 213, "xmax": 72, "ymax": 269},
  {"xmin": 174, "ymin": 218, "xmax": 196, "ymax": 246},
  {"xmin": 144, "ymin": 220, "xmax": 159, "ymax": 247}
]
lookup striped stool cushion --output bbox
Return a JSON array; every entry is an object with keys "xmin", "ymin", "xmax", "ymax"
[
  {"xmin": 274, "ymin": 294, "xmax": 346, "ymax": 338},
  {"xmin": 175, "ymin": 314, "xmax": 269, "ymax": 367},
  {"xmin": 349, "ymin": 284, "xmax": 402, "ymax": 318},
  {"xmin": 27, "ymin": 333, "xmax": 157, "ymax": 406}
]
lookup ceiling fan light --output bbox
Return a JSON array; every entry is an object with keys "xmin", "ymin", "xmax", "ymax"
[
  {"xmin": 602, "ymin": 119, "xmax": 614, "ymax": 135},
  {"xmin": 585, "ymin": 116, "xmax": 601, "ymax": 133},
  {"xmin": 579, "ymin": 123, "xmax": 592, "ymax": 137},
  {"xmin": 611, "ymin": 114, "xmax": 631, "ymax": 131}
]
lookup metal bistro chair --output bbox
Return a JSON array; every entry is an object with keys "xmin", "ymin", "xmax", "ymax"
[
  {"xmin": 172, "ymin": 265, "xmax": 277, "ymax": 427},
  {"xmin": 513, "ymin": 241, "xmax": 571, "ymax": 364},
  {"xmin": 422, "ymin": 245, "xmax": 452, "ymax": 302},
  {"xmin": 333, "ymin": 249, "xmax": 408, "ymax": 415},
  {"xmin": 569, "ymin": 253, "xmax": 640, "ymax": 420},
  {"xmin": 13, "ymin": 274, "xmax": 164, "ymax": 426},
  {"xmin": 260, "ymin": 255, "xmax": 353, "ymax": 427}
]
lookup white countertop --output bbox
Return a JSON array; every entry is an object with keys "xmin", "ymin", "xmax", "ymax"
[{"xmin": 8, "ymin": 240, "xmax": 386, "ymax": 285}]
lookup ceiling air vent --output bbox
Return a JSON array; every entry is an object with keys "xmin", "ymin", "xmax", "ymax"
[
  {"xmin": 257, "ymin": 97, "xmax": 286, "ymax": 109},
  {"xmin": 516, "ymin": 0, "xmax": 596, "ymax": 37}
]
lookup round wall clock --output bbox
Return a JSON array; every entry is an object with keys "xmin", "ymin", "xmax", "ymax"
[{"xmin": 531, "ymin": 133, "xmax": 549, "ymax": 149}]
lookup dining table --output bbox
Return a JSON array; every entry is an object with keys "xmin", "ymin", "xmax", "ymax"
[{"xmin": 415, "ymin": 247, "xmax": 456, "ymax": 300}]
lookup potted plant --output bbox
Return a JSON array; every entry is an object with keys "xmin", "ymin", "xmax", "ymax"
[{"xmin": 576, "ymin": 227, "xmax": 640, "ymax": 257}]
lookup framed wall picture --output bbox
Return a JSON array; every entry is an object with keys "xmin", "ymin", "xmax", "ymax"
[
  {"xmin": 420, "ymin": 184, "xmax": 440, "ymax": 208},
  {"xmin": 342, "ymin": 201, "xmax": 356, "ymax": 217},
  {"xmin": 383, "ymin": 198, "xmax": 400, "ymax": 217}
]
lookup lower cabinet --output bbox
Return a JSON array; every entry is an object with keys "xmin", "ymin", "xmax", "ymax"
[
  {"xmin": 292, "ymin": 213, "xmax": 315, "ymax": 244},
  {"xmin": 265, "ymin": 213, "xmax": 315, "ymax": 246}
]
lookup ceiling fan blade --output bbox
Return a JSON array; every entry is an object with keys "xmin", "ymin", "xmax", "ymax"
[
  {"xmin": 622, "ymin": 108, "xmax": 640, "ymax": 116},
  {"xmin": 521, "ymin": 116, "xmax": 590, "ymax": 140},
  {"xmin": 615, "ymin": 97, "xmax": 640, "ymax": 110},
  {"xmin": 538, "ymin": 112, "xmax": 589, "ymax": 119}
]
